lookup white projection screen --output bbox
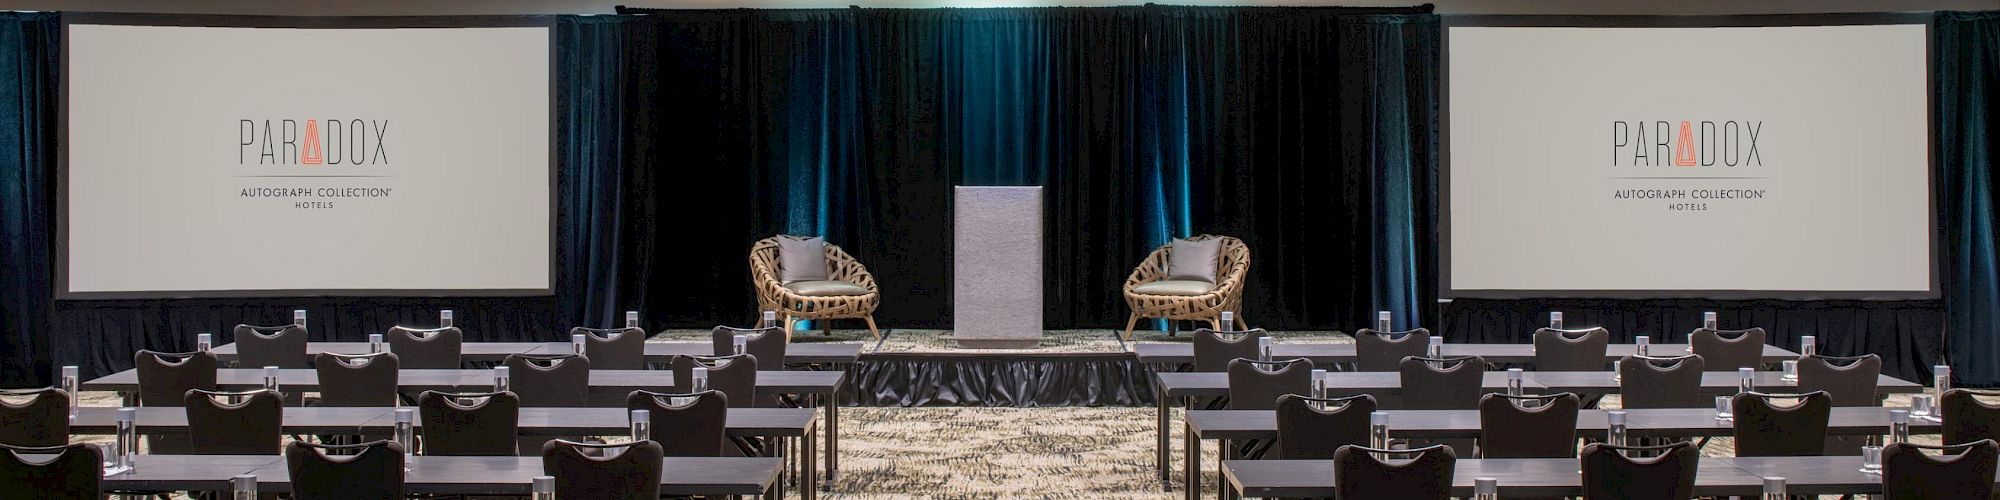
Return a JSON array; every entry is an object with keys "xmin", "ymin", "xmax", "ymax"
[
  {"xmin": 1444, "ymin": 17, "xmax": 1935, "ymax": 299},
  {"xmin": 61, "ymin": 16, "xmax": 553, "ymax": 298}
]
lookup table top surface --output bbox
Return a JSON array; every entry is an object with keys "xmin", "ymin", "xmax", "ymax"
[
  {"xmin": 1187, "ymin": 406, "xmax": 1942, "ymax": 440},
  {"xmin": 1135, "ymin": 342, "xmax": 1798, "ymax": 364},
  {"xmin": 1224, "ymin": 456, "xmax": 1913, "ymax": 497},
  {"xmin": 70, "ymin": 406, "xmax": 817, "ymax": 437},
  {"xmin": 82, "ymin": 368, "xmax": 845, "ymax": 395},
  {"xmin": 1153, "ymin": 370, "xmax": 1921, "ymax": 397},
  {"xmin": 91, "ymin": 454, "xmax": 781, "ymax": 496},
  {"xmin": 208, "ymin": 341, "xmax": 863, "ymax": 363}
]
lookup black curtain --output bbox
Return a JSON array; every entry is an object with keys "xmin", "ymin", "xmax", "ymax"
[
  {"xmin": 1940, "ymin": 11, "xmax": 2000, "ymax": 386},
  {"xmin": 0, "ymin": 12, "xmax": 57, "ymax": 386}
]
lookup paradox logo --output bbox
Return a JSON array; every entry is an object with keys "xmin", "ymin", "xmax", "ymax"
[
  {"xmin": 239, "ymin": 119, "xmax": 390, "ymax": 165},
  {"xmin": 1612, "ymin": 120, "xmax": 1762, "ymax": 167}
]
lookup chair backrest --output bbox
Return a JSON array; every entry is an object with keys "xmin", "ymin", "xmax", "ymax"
[
  {"xmin": 1730, "ymin": 391, "xmax": 1832, "ymax": 457},
  {"xmin": 504, "ymin": 354, "xmax": 591, "ymax": 407},
  {"xmin": 1796, "ymin": 354, "xmax": 1881, "ymax": 407},
  {"xmin": 1532, "ymin": 327, "xmax": 1610, "ymax": 371},
  {"xmin": 670, "ymin": 354, "xmax": 760, "ymax": 408},
  {"xmin": 1353, "ymin": 328, "xmax": 1429, "ymax": 372},
  {"xmin": 1275, "ymin": 394, "xmax": 1375, "ymax": 459},
  {"xmin": 185, "ymin": 389, "xmax": 282, "ymax": 455},
  {"xmin": 1579, "ymin": 441, "xmax": 1700, "ymax": 500},
  {"xmin": 1943, "ymin": 389, "xmax": 2000, "ymax": 446},
  {"xmin": 1191, "ymin": 328, "xmax": 1267, "ymax": 373},
  {"xmin": 0, "ymin": 388, "xmax": 68, "ymax": 447},
  {"xmin": 1689, "ymin": 327, "xmax": 1766, "ymax": 371},
  {"xmin": 285, "ymin": 439, "xmax": 405, "ymax": 500},
  {"xmin": 1618, "ymin": 355, "xmax": 1706, "ymax": 409},
  {"xmin": 134, "ymin": 350, "xmax": 217, "ymax": 407},
  {"xmin": 576, "ymin": 327, "xmax": 647, "ymax": 370},
  {"xmin": 386, "ymin": 326, "xmax": 463, "ymax": 369},
  {"xmin": 626, "ymin": 390, "xmax": 729, "ymax": 457},
  {"xmin": 314, "ymin": 352, "xmax": 400, "ymax": 407},
  {"xmin": 1883, "ymin": 439, "xmax": 2000, "ymax": 500},
  {"xmin": 1332, "ymin": 444, "xmax": 1455, "ymax": 500},
  {"xmin": 232, "ymin": 324, "xmax": 309, "ymax": 369},
  {"xmin": 417, "ymin": 391, "xmax": 520, "ymax": 456},
  {"xmin": 1226, "ymin": 358, "xmax": 1313, "ymax": 410},
  {"xmin": 0, "ymin": 443, "xmax": 101, "ymax": 500},
  {"xmin": 1398, "ymin": 356, "xmax": 1487, "ymax": 410},
  {"xmin": 712, "ymin": 326, "xmax": 786, "ymax": 371},
  {"xmin": 1478, "ymin": 392, "xmax": 1581, "ymax": 458},
  {"xmin": 541, "ymin": 439, "xmax": 665, "ymax": 500}
]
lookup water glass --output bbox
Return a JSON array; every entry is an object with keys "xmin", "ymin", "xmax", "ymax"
[
  {"xmin": 625, "ymin": 311, "xmax": 640, "ymax": 329},
  {"xmin": 532, "ymin": 476, "xmax": 556, "ymax": 500},
  {"xmin": 1781, "ymin": 360, "xmax": 1798, "ymax": 381},
  {"xmin": 232, "ymin": 474, "xmax": 257, "ymax": 500},
  {"xmin": 493, "ymin": 366, "xmax": 511, "ymax": 393},
  {"xmin": 1474, "ymin": 477, "xmax": 1498, "ymax": 500},
  {"xmin": 629, "ymin": 409, "xmax": 651, "ymax": 442},
  {"xmin": 1714, "ymin": 395, "xmax": 1734, "ymax": 420},
  {"xmin": 1912, "ymin": 395, "xmax": 1935, "ymax": 420},
  {"xmin": 1861, "ymin": 445, "xmax": 1883, "ymax": 473},
  {"xmin": 1761, "ymin": 477, "xmax": 1786, "ymax": 500},
  {"xmin": 439, "ymin": 309, "xmax": 454, "ymax": 328},
  {"xmin": 1634, "ymin": 336, "xmax": 1649, "ymax": 356}
]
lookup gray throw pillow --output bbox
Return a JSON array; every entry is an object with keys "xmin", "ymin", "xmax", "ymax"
[
  {"xmin": 1166, "ymin": 237, "xmax": 1221, "ymax": 283},
  {"xmin": 776, "ymin": 235, "xmax": 829, "ymax": 284}
]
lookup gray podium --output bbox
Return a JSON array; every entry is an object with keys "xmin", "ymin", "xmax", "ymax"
[{"xmin": 953, "ymin": 186, "xmax": 1043, "ymax": 348}]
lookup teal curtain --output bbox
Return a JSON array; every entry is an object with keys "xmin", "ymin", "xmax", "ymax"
[
  {"xmin": 0, "ymin": 12, "xmax": 56, "ymax": 385},
  {"xmin": 1940, "ymin": 11, "xmax": 2000, "ymax": 386}
]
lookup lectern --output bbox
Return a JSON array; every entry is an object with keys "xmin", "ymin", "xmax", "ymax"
[{"xmin": 953, "ymin": 186, "xmax": 1043, "ymax": 348}]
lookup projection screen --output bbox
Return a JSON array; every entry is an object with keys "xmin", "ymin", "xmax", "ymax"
[
  {"xmin": 1444, "ymin": 18, "xmax": 1934, "ymax": 299},
  {"xmin": 61, "ymin": 16, "xmax": 553, "ymax": 298}
]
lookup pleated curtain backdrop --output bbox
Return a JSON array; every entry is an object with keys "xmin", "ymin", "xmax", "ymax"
[
  {"xmin": 1939, "ymin": 11, "xmax": 2000, "ymax": 386},
  {"xmin": 0, "ymin": 12, "xmax": 57, "ymax": 386}
]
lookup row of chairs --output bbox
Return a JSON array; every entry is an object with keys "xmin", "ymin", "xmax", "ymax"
[
  {"xmin": 1323, "ymin": 439, "xmax": 1999, "ymax": 500},
  {"xmin": 230, "ymin": 324, "xmax": 787, "ymax": 370},
  {"xmin": 1193, "ymin": 326, "xmax": 1774, "ymax": 372},
  {"xmin": 0, "ymin": 436, "xmax": 679, "ymax": 500}
]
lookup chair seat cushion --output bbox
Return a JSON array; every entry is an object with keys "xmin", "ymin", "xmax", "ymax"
[
  {"xmin": 784, "ymin": 280, "xmax": 870, "ymax": 297},
  {"xmin": 1131, "ymin": 280, "xmax": 1215, "ymax": 296}
]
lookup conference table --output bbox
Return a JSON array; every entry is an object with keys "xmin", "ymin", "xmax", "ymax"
[
  {"xmin": 95, "ymin": 454, "xmax": 783, "ymax": 497},
  {"xmin": 73, "ymin": 406, "xmax": 820, "ymax": 499},
  {"xmin": 1223, "ymin": 455, "xmax": 1942, "ymax": 498},
  {"xmin": 1186, "ymin": 406, "xmax": 1938, "ymax": 500},
  {"xmin": 1150, "ymin": 370, "xmax": 1922, "ymax": 490},
  {"xmin": 1133, "ymin": 342, "xmax": 1798, "ymax": 366},
  {"xmin": 82, "ymin": 367, "xmax": 849, "ymax": 486},
  {"xmin": 208, "ymin": 340, "xmax": 865, "ymax": 365}
]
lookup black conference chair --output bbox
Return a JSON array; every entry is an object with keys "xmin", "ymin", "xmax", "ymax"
[
  {"xmin": 1354, "ymin": 328, "xmax": 1429, "ymax": 372},
  {"xmin": 1882, "ymin": 439, "xmax": 2000, "ymax": 500},
  {"xmin": 285, "ymin": 439, "xmax": 405, "ymax": 500},
  {"xmin": 1731, "ymin": 391, "xmax": 1832, "ymax": 457},
  {"xmin": 541, "ymin": 439, "xmax": 665, "ymax": 500},
  {"xmin": 1332, "ymin": 443, "xmax": 1455, "ymax": 500},
  {"xmin": 627, "ymin": 390, "xmax": 730, "ymax": 457},
  {"xmin": 386, "ymin": 326, "xmax": 463, "ymax": 370},
  {"xmin": 1942, "ymin": 388, "xmax": 2000, "ymax": 446},
  {"xmin": 576, "ymin": 326, "xmax": 647, "ymax": 370},
  {"xmin": 1191, "ymin": 328, "xmax": 1266, "ymax": 373},
  {"xmin": 232, "ymin": 324, "xmax": 309, "ymax": 369},
  {"xmin": 1478, "ymin": 393, "xmax": 1581, "ymax": 458},
  {"xmin": 417, "ymin": 391, "xmax": 520, "ymax": 456},
  {"xmin": 1618, "ymin": 355, "xmax": 1706, "ymax": 409},
  {"xmin": 1398, "ymin": 356, "xmax": 1486, "ymax": 410},
  {"xmin": 136, "ymin": 350, "xmax": 217, "ymax": 454},
  {"xmin": 0, "ymin": 388, "xmax": 69, "ymax": 447},
  {"xmin": 1689, "ymin": 327, "xmax": 1767, "ymax": 371},
  {"xmin": 1533, "ymin": 327, "xmax": 1610, "ymax": 371},
  {"xmin": 713, "ymin": 326, "xmax": 788, "ymax": 371},
  {"xmin": 185, "ymin": 389, "xmax": 283, "ymax": 455},
  {"xmin": 1275, "ymin": 394, "xmax": 1375, "ymax": 460},
  {"xmin": 0, "ymin": 443, "xmax": 102, "ymax": 500},
  {"xmin": 504, "ymin": 354, "xmax": 591, "ymax": 407},
  {"xmin": 1797, "ymin": 353, "xmax": 1882, "ymax": 454},
  {"xmin": 670, "ymin": 354, "xmax": 760, "ymax": 409},
  {"xmin": 1225, "ymin": 358, "xmax": 1313, "ymax": 410},
  {"xmin": 315, "ymin": 352, "xmax": 400, "ymax": 407},
  {"xmin": 1579, "ymin": 441, "xmax": 1700, "ymax": 500}
]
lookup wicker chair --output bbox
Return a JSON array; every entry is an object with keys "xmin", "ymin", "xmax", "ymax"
[
  {"xmin": 1121, "ymin": 235, "xmax": 1250, "ymax": 340},
  {"xmin": 749, "ymin": 236, "xmax": 882, "ymax": 341}
]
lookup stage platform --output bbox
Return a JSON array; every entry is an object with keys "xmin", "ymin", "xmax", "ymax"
[{"xmin": 646, "ymin": 328, "xmax": 1354, "ymax": 407}]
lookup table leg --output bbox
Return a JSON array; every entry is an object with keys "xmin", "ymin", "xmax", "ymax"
[
  {"xmin": 1185, "ymin": 409, "xmax": 1200, "ymax": 500},
  {"xmin": 828, "ymin": 390, "xmax": 840, "ymax": 481},
  {"xmin": 772, "ymin": 436, "xmax": 786, "ymax": 500},
  {"xmin": 806, "ymin": 424, "xmax": 819, "ymax": 500},
  {"xmin": 1156, "ymin": 371, "xmax": 1171, "ymax": 488},
  {"xmin": 1218, "ymin": 438, "xmax": 1230, "ymax": 500}
]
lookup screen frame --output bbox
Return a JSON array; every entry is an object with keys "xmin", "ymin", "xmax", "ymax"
[
  {"xmin": 56, "ymin": 12, "xmax": 560, "ymax": 300},
  {"xmin": 1439, "ymin": 13, "xmax": 1941, "ymax": 301}
]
